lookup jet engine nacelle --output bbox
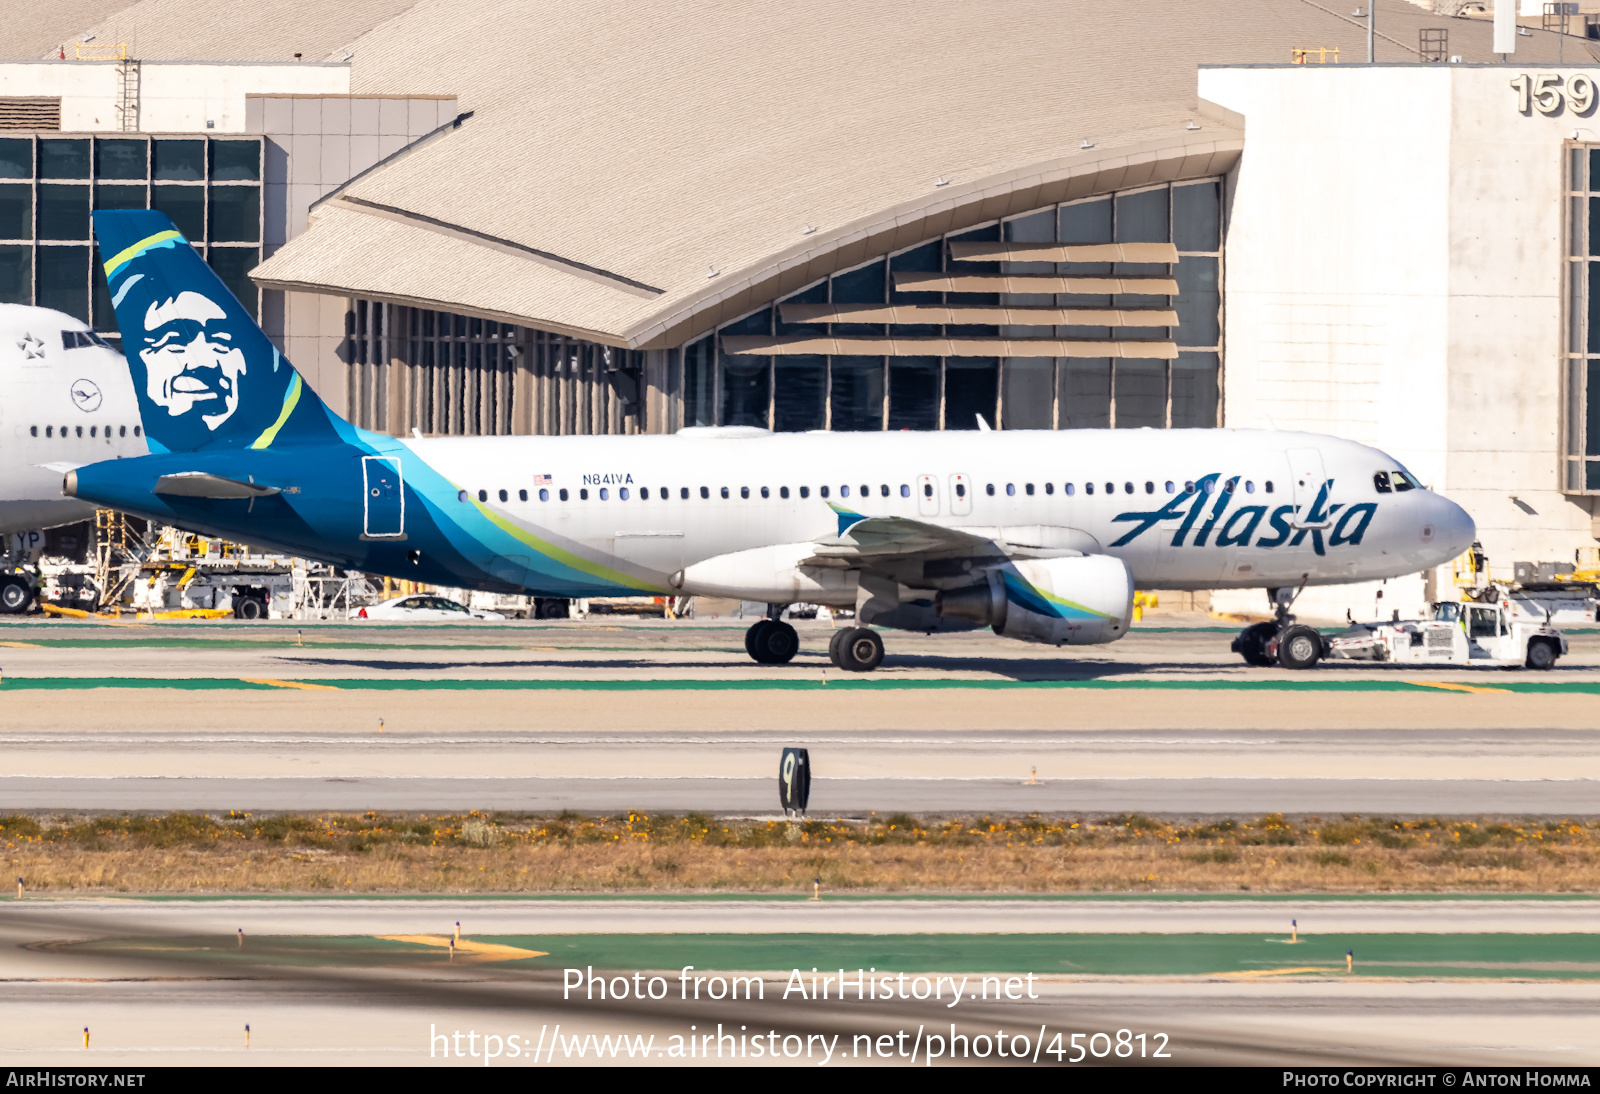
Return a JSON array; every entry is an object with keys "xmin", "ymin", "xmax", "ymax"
[{"xmin": 936, "ymin": 555, "xmax": 1133, "ymax": 646}]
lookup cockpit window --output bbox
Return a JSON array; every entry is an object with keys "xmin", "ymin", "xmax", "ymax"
[
  {"xmin": 60, "ymin": 330, "xmax": 111, "ymax": 350},
  {"xmin": 1373, "ymin": 471, "xmax": 1392, "ymax": 494},
  {"xmin": 1391, "ymin": 470, "xmax": 1416, "ymax": 492}
]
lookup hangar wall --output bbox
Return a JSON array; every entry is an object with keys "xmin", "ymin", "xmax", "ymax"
[{"xmin": 1202, "ymin": 63, "xmax": 1598, "ymax": 618}]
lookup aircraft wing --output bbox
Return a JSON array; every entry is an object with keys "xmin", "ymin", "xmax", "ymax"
[
  {"xmin": 807, "ymin": 515, "xmax": 1000, "ymax": 563},
  {"xmin": 153, "ymin": 472, "xmax": 281, "ymax": 499}
]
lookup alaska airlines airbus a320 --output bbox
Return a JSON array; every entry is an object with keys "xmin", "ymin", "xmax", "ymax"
[{"xmin": 62, "ymin": 211, "xmax": 1476, "ymax": 671}]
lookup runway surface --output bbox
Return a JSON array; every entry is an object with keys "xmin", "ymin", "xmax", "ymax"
[
  {"xmin": 3, "ymin": 615, "xmax": 1599, "ymax": 814},
  {"xmin": 3, "ymin": 898, "xmax": 1600, "ymax": 1066}
]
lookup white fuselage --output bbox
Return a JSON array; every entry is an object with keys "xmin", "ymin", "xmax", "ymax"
[
  {"xmin": 406, "ymin": 426, "xmax": 1475, "ymax": 599},
  {"xmin": 0, "ymin": 305, "xmax": 146, "ymax": 536}
]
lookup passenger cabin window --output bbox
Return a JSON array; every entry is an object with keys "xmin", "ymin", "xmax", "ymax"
[
  {"xmin": 720, "ymin": 487, "xmax": 729, "ymax": 499},
  {"xmin": 29, "ymin": 426, "xmax": 36, "ymax": 437},
  {"xmin": 478, "ymin": 489, "xmax": 488, "ymax": 502},
  {"xmin": 1006, "ymin": 483, "xmax": 1016, "ymax": 496},
  {"xmin": 700, "ymin": 487, "xmax": 709, "ymax": 498},
  {"xmin": 457, "ymin": 490, "xmax": 468, "ymax": 502},
  {"xmin": 620, "ymin": 488, "xmax": 630, "ymax": 500},
  {"xmin": 1025, "ymin": 483, "xmax": 1034, "ymax": 496},
  {"xmin": 1044, "ymin": 482, "xmax": 1053, "ymax": 495},
  {"xmin": 538, "ymin": 488, "xmax": 549, "ymax": 501},
  {"xmin": 580, "ymin": 489, "xmax": 589, "ymax": 500},
  {"xmin": 879, "ymin": 484, "xmax": 889, "ymax": 497},
  {"xmin": 760, "ymin": 487, "xmax": 769, "ymax": 498},
  {"xmin": 740, "ymin": 487, "xmax": 749, "ymax": 499},
  {"xmin": 1144, "ymin": 481, "xmax": 1154, "ymax": 494},
  {"xmin": 559, "ymin": 488, "xmax": 569, "ymax": 501},
  {"xmin": 780, "ymin": 486, "xmax": 789, "ymax": 498},
  {"xmin": 951, "ymin": 483, "xmax": 963, "ymax": 498},
  {"xmin": 799, "ymin": 486, "xmax": 810, "ymax": 498},
  {"xmin": 600, "ymin": 488, "xmax": 610, "ymax": 500},
  {"xmin": 841, "ymin": 486, "xmax": 850, "ymax": 498},
  {"xmin": 820, "ymin": 486, "xmax": 830, "ymax": 498},
  {"xmin": 1164, "ymin": 481, "xmax": 1175, "ymax": 493},
  {"xmin": 1264, "ymin": 481, "xmax": 1274, "ymax": 493},
  {"xmin": 1085, "ymin": 483, "xmax": 1094, "ymax": 495},
  {"xmin": 498, "ymin": 489, "xmax": 508, "ymax": 502},
  {"xmin": 1244, "ymin": 481, "xmax": 1255, "ymax": 494},
  {"xmin": 1065, "ymin": 483, "xmax": 1075, "ymax": 495},
  {"xmin": 133, "ymin": 426, "xmax": 141, "ymax": 437},
  {"xmin": 985, "ymin": 484, "xmax": 995, "ymax": 496}
]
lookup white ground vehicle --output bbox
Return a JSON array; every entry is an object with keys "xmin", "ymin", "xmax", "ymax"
[
  {"xmin": 358, "ymin": 595, "xmax": 504, "ymax": 621},
  {"xmin": 1327, "ymin": 601, "xmax": 1567, "ymax": 670}
]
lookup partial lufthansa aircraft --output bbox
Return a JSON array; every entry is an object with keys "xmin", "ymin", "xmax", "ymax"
[{"xmin": 63, "ymin": 210, "xmax": 1476, "ymax": 670}]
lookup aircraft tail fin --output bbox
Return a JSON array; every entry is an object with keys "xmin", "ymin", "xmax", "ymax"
[{"xmin": 93, "ymin": 209, "xmax": 343, "ymax": 454}]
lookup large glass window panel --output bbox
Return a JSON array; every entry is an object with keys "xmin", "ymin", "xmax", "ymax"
[
  {"xmin": 1174, "ymin": 256, "xmax": 1220, "ymax": 347},
  {"xmin": 1570, "ymin": 359, "xmax": 1585, "ymax": 458},
  {"xmin": 1059, "ymin": 198, "xmax": 1111, "ymax": 244},
  {"xmin": 720, "ymin": 352, "xmax": 769, "ymax": 427},
  {"xmin": 209, "ymin": 140, "xmax": 260, "ymax": 182},
  {"xmin": 1590, "ymin": 196, "xmax": 1600, "ymax": 258},
  {"xmin": 830, "ymin": 356, "xmax": 883, "ymax": 431},
  {"xmin": 683, "ymin": 338, "xmax": 714, "ymax": 426},
  {"xmin": 773, "ymin": 355, "xmax": 825, "ymax": 431},
  {"xmin": 1059, "ymin": 358, "xmax": 1111, "ymax": 428},
  {"xmin": 91, "ymin": 259, "xmax": 116, "ymax": 332},
  {"xmin": 944, "ymin": 357, "xmax": 998, "ymax": 429},
  {"xmin": 1590, "ymin": 149, "xmax": 1600, "ymax": 189},
  {"xmin": 152, "ymin": 186, "xmax": 204, "ymax": 241},
  {"xmin": 0, "ymin": 244, "xmax": 28, "ymax": 304},
  {"xmin": 946, "ymin": 224, "xmax": 999, "ymax": 331},
  {"xmin": 1587, "ymin": 459, "xmax": 1600, "ymax": 491},
  {"xmin": 1573, "ymin": 263, "xmax": 1585, "ymax": 353},
  {"xmin": 1172, "ymin": 181, "xmax": 1221, "ymax": 252},
  {"xmin": 38, "ymin": 140, "xmax": 89, "ymax": 179},
  {"xmin": 95, "ymin": 138, "xmax": 146, "ymax": 180},
  {"xmin": 153, "ymin": 140, "xmax": 205, "ymax": 181},
  {"xmin": 1114, "ymin": 361, "xmax": 1167, "ymax": 428},
  {"xmin": 1115, "ymin": 187, "xmax": 1169, "ymax": 244},
  {"xmin": 776, "ymin": 282, "xmax": 827, "ymax": 337},
  {"xmin": 1588, "ymin": 360, "xmax": 1600, "ymax": 457},
  {"xmin": 37, "ymin": 184, "xmax": 88, "ymax": 240},
  {"xmin": 1574, "ymin": 147, "xmax": 1586, "ymax": 192},
  {"xmin": 94, "ymin": 183, "xmax": 145, "ymax": 211},
  {"xmin": 207, "ymin": 247, "xmax": 259, "ymax": 315},
  {"xmin": 209, "ymin": 186, "xmax": 259, "ymax": 242},
  {"xmin": 1590, "ymin": 262, "xmax": 1600, "ymax": 354},
  {"xmin": 888, "ymin": 241, "xmax": 941, "ymax": 308},
  {"xmin": 1171, "ymin": 351, "xmax": 1220, "ymax": 428},
  {"xmin": 1002, "ymin": 358, "xmax": 1053, "ymax": 429},
  {"xmin": 887, "ymin": 356, "xmax": 939, "ymax": 430},
  {"xmin": 0, "ymin": 184, "xmax": 29, "ymax": 239},
  {"xmin": 832, "ymin": 259, "xmax": 887, "ymax": 336},
  {"xmin": 1575, "ymin": 197, "xmax": 1586, "ymax": 257},
  {"xmin": 0, "ymin": 138, "xmax": 30, "ymax": 179},
  {"xmin": 37, "ymin": 245, "xmax": 89, "ymax": 322},
  {"xmin": 720, "ymin": 306, "xmax": 771, "ymax": 338}
]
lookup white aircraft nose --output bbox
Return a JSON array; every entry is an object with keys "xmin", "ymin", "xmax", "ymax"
[{"xmin": 1424, "ymin": 492, "xmax": 1476, "ymax": 563}]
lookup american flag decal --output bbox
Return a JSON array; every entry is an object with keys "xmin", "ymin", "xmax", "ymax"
[{"xmin": 532, "ymin": 474, "xmax": 553, "ymax": 485}]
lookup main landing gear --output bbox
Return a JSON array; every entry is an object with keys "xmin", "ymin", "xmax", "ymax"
[
  {"xmin": 741, "ymin": 610, "xmax": 887, "ymax": 672},
  {"xmin": 1230, "ymin": 585, "xmax": 1326, "ymax": 670},
  {"xmin": 744, "ymin": 616, "xmax": 800, "ymax": 664},
  {"xmin": 828, "ymin": 627, "xmax": 884, "ymax": 672}
]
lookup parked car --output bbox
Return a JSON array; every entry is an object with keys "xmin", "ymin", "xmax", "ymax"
[{"xmin": 358, "ymin": 595, "xmax": 505, "ymax": 621}]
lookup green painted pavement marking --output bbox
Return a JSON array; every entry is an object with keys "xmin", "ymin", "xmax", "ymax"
[
  {"xmin": 73, "ymin": 932, "xmax": 1600, "ymax": 977},
  {"xmin": 2, "ymin": 676, "xmax": 1597, "ymax": 692}
]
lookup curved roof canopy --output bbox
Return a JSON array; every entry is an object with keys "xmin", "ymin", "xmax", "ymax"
[{"xmin": 239, "ymin": 0, "xmax": 1569, "ymax": 348}]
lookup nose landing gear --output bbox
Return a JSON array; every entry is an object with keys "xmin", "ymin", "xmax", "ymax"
[{"xmin": 1230, "ymin": 582, "xmax": 1326, "ymax": 670}]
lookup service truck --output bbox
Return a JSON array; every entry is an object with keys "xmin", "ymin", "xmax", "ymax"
[{"xmin": 1326, "ymin": 601, "xmax": 1567, "ymax": 670}]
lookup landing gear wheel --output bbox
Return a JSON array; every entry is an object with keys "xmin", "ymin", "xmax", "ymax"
[
  {"xmin": 829, "ymin": 626, "xmax": 884, "ymax": 672},
  {"xmin": 233, "ymin": 597, "xmax": 267, "ymax": 620},
  {"xmin": 1276, "ymin": 624, "xmax": 1323, "ymax": 670},
  {"xmin": 744, "ymin": 619, "xmax": 772, "ymax": 661},
  {"xmin": 1526, "ymin": 639, "xmax": 1558, "ymax": 671},
  {"xmin": 1232, "ymin": 621, "xmax": 1277, "ymax": 667},
  {"xmin": 0, "ymin": 578, "xmax": 32, "ymax": 615},
  {"xmin": 746, "ymin": 619, "xmax": 799, "ymax": 664}
]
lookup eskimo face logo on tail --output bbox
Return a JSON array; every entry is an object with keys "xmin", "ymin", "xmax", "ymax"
[{"xmin": 139, "ymin": 291, "xmax": 247, "ymax": 430}]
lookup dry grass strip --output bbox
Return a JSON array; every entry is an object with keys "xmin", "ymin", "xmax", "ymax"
[{"xmin": 4, "ymin": 811, "xmax": 1599, "ymax": 895}]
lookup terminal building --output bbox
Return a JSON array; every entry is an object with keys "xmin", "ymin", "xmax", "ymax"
[{"xmin": 0, "ymin": 0, "xmax": 1594, "ymax": 616}]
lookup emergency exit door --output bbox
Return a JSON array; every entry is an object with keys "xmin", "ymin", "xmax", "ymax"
[{"xmin": 362, "ymin": 456, "xmax": 405, "ymax": 539}]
